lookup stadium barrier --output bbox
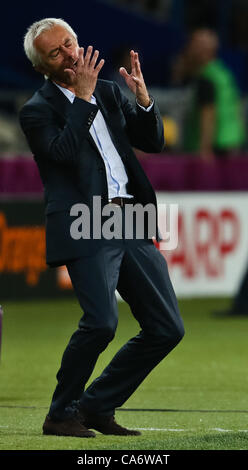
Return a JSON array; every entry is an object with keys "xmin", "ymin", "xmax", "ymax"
[
  {"xmin": 2, "ymin": 154, "xmax": 248, "ymax": 193},
  {"xmin": 1, "ymin": 192, "xmax": 248, "ymax": 299}
]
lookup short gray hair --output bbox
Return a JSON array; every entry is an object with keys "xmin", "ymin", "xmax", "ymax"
[{"xmin": 24, "ymin": 18, "xmax": 78, "ymax": 67}]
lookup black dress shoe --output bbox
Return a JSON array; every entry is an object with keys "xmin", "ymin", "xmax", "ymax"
[
  {"xmin": 77, "ymin": 410, "xmax": 141, "ymax": 436},
  {"xmin": 43, "ymin": 415, "xmax": 96, "ymax": 438}
]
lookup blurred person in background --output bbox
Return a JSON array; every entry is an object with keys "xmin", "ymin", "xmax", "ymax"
[
  {"xmin": 0, "ymin": 99, "xmax": 27, "ymax": 152},
  {"xmin": 214, "ymin": 264, "xmax": 248, "ymax": 317},
  {"xmin": 19, "ymin": 18, "xmax": 184, "ymax": 439},
  {"xmin": 171, "ymin": 28, "xmax": 245, "ymax": 161}
]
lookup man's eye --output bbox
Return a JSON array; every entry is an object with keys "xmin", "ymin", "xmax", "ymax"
[{"xmin": 51, "ymin": 51, "xmax": 59, "ymax": 58}]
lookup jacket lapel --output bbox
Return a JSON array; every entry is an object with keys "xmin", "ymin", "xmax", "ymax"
[
  {"xmin": 40, "ymin": 79, "xmax": 101, "ymax": 155},
  {"xmin": 39, "ymin": 79, "xmax": 72, "ymax": 121}
]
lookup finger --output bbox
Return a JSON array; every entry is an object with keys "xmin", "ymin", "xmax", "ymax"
[
  {"xmin": 119, "ymin": 67, "xmax": 129, "ymax": 79},
  {"xmin": 78, "ymin": 47, "xmax": 85, "ymax": 65},
  {"xmin": 131, "ymin": 51, "xmax": 141, "ymax": 77},
  {"xmin": 95, "ymin": 58, "xmax": 105, "ymax": 73},
  {"xmin": 84, "ymin": 45, "xmax": 93, "ymax": 65},
  {"xmin": 134, "ymin": 52, "xmax": 141, "ymax": 75},
  {"xmin": 90, "ymin": 49, "xmax": 99, "ymax": 68},
  {"xmin": 131, "ymin": 75, "xmax": 141, "ymax": 85},
  {"xmin": 130, "ymin": 49, "xmax": 136, "ymax": 74}
]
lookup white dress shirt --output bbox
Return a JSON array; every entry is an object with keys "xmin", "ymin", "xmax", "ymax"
[{"xmin": 54, "ymin": 82, "xmax": 153, "ymax": 199}]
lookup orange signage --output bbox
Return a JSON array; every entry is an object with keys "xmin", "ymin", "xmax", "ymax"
[{"xmin": 0, "ymin": 211, "xmax": 47, "ymax": 285}]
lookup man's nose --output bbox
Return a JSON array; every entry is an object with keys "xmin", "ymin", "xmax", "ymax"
[{"xmin": 60, "ymin": 45, "xmax": 74, "ymax": 59}]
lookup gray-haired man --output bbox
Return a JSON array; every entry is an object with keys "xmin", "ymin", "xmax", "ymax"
[{"xmin": 20, "ymin": 18, "xmax": 184, "ymax": 438}]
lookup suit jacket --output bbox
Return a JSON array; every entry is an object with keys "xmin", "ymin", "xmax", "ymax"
[{"xmin": 19, "ymin": 79, "xmax": 164, "ymax": 266}]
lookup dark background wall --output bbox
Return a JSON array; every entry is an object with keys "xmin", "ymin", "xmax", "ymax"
[
  {"xmin": 1, "ymin": 0, "xmax": 185, "ymax": 90},
  {"xmin": 5, "ymin": 0, "xmax": 248, "ymax": 92}
]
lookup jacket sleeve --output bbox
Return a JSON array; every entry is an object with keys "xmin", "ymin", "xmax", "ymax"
[
  {"xmin": 113, "ymin": 82, "xmax": 165, "ymax": 153},
  {"xmin": 19, "ymin": 97, "xmax": 98, "ymax": 165}
]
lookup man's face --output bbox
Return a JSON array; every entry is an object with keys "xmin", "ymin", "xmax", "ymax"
[
  {"xmin": 34, "ymin": 24, "xmax": 79, "ymax": 84},
  {"xmin": 186, "ymin": 30, "xmax": 217, "ymax": 67}
]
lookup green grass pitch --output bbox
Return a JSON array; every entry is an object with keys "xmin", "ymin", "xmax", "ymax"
[{"xmin": 0, "ymin": 297, "xmax": 247, "ymax": 450}]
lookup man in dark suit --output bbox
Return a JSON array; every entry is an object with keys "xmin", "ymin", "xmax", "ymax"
[{"xmin": 20, "ymin": 18, "xmax": 184, "ymax": 438}]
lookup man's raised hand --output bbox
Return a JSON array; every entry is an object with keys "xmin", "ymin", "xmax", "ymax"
[
  {"xmin": 64, "ymin": 46, "xmax": 105, "ymax": 102},
  {"xmin": 119, "ymin": 50, "xmax": 150, "ymax": 108}
]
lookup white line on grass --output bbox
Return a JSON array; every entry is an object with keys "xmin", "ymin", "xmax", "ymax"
[
  {"xmin": 211, "ymin": 428, "xmax": 232, "ymax": 432},
  {"xmin": 135, "ymin": 427, "xmax": 248, "ymax": 433}
]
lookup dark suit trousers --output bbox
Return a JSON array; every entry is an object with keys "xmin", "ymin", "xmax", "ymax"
[{"xmin": 49, "ymin": 227, "xmax": 184, "ymax": 420}]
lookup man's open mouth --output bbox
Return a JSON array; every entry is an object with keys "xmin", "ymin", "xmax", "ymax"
[{"xmin": 72, "ymin": 60, "xmax": 78, "ymax": 71}]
